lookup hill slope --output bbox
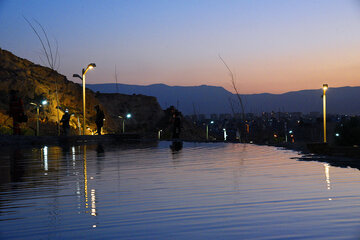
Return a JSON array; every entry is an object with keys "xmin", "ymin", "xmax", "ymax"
[{"xmin": 0, "ymin": 49, "xmax": 164, "ymax": 135}]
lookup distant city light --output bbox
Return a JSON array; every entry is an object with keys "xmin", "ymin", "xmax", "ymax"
[
  {"xmin": 335, "ymin": 133, "xmax": 340, "ymax": 137},
  {"xmin": 126, "ymin": 113, "xmax": 132, "ymax": 119},
  {"xmin": 41, "ymin": 100, "xmax": 48, "ymax": 105},
  {"xmin": 289, "ymin": 130, "xmax": 293, "ymax": 134},
  {"xmin": 210, "ymin": 121, "xmax": 214, "ymax": 124}
]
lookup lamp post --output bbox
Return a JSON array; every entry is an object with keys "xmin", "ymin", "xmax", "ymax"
[
  {"xmin": 31, "ymin": 99, "xmax": 47, "ymax": 136},
  {"xmin": 206, "ymin": 120, "xmax": 214, "ymax": 141},
  {"xmin": 73, "ymin": 63, "xmax": 96, "ymax": 135},
  {"xmin": 119, "ymin": 113, "xmax": 132, "ymax": 133},
  {"xmin": 323, "ymin": 84, "xmax": 328, "ymax": 143}
]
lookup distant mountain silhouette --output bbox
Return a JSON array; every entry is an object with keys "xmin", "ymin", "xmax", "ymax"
[{"xmin": 87, "ymin": 83, "xmax": 360, "ymax": 115}]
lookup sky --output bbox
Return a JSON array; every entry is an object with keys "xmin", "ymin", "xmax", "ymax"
[{"xmin": 1, "ymin": 0, "xmax": 360, "ymax": 94}]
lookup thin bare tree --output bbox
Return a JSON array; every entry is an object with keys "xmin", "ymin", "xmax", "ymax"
[
  {"xmin": 24, "ymin": 16, "xmax": 61, "ymax": 135},
  {"xmin": 218, "ymin": 55, "xmax": 245, "ymax": 121},
  {"xmin": 115, "ymin": 64, "xmax": 119, "ymax": 93},
  {"xmin": 219, "ymin": 55, "xmax": 247, "ymax": 142}
]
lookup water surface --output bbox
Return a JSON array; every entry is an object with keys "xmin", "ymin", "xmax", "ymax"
[{"xmin": 1, "ymin": 142, "xmax": 360, "ymax": 239}]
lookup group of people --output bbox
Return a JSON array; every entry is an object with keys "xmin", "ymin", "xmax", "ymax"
[
  {"xmin": 7, "ymin": 90, "xmax": 105, "ymax": 136},
  {"xmin": 8, "ymin": 90, "xmax": 183, "ymax": 139},
  {"xmin": 59, "ymin": 105, "xmax": 105, "ymax": 136}
]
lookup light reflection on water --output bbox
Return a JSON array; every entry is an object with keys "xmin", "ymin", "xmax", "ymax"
[{"xmin": 0, "ymin": 142, "xmax": 360, "ymax": 239}]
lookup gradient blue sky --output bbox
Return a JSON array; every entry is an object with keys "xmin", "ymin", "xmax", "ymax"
[{"xmin": 1, "ymin": 0, "xmax": 360, "ymax": 94}]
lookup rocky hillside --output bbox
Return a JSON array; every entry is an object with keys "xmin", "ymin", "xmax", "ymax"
[
  {"xmin": 95, "ymin": 93, "xmax": 164, "ymax": 133},
  {"xmin": 0, "ymin": 48, "xmax": 164, "ymax": 135}
]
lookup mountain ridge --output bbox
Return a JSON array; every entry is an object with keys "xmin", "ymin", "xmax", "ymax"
[{"xmin": 87, "ymin": 83, "xmax": 360, "ymax": 115}]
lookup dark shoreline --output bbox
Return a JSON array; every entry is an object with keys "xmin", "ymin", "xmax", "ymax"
[
  {"xmin": 269, "ymin": 141, "xmax": 360, "ymax": 170},
  {"xmin": 0, "ymin": 134, "xmax": 143, "ymax": 147}
]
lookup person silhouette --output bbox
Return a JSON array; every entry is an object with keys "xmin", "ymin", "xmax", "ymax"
[
  {"xmin": 95, "ymin": 105, "xmax": 105, "ymax": 135},
  {"xmin": 60, "ymin": 108, "xmax": 71, "ymax": 136},
  {"xmin": 9, "ymin": 90, "xmax": 25, "ymax": 135},
  {"xmin": 172, "ymin": 111, "xmax": 182, "ymax": 139}
]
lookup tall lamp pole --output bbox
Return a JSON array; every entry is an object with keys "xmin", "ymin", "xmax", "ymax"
[
  {"xmin": 123, "ymin": 113, "xmax": 132, "ymax": 133},
  {"xmin": 73, "ymin": 63, "xmax": 96, "ymax": 135},
  {"xmin": 206, "ymin": 120, "xmax": 214, "ymax": 141},
  {"xmin": 30, "ymin": 99, "xmax": 48, "ymax": 136},
  {"xmin": 323, "ymin": 84, "xmax": 328, "ymax": 143},
  {"xmin": 118, "ymin": 113, "xmax": 132, "ymax": 133}
]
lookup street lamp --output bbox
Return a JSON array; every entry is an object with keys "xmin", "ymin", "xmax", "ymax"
[
  {"xmin": 323, "ymin": 84, "xmax": 328, "ymax": 143},
  {"xmin": 73, "ymin": 63, "xmax": 96, "ymax": 135},
  {"xmin": 119, "ymin": 113, "xmax": 132, "ymax": 133},
  {"xmin": 206, "ymin": 120, "xmax": 214, "ymax": 141},
  {"xmin": 30, "ymin": 99, "xmax": 48, "ymax": 136}
]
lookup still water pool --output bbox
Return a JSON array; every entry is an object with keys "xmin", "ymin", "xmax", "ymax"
[{"xmin": 1, "ymin": 141, "xmax": 360, "ymax": 239}]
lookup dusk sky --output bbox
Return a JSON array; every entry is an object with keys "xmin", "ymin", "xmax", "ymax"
[{"xmin": 1, "ymin": 0, "xmax": 360, "ymax": 94}]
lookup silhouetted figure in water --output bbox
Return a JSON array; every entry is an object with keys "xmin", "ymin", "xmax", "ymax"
[
  {"xmin": 170, "ymin": 140, "xmax": 183, "ymax": 152},
  {"xmin": 9, "ymin": 90, "xmax": 26, "ymax": 135},
  {"xmin": 96, "ymin": 144, "xmax": 105, "ymax": 157},
  {"xmin": 95, "ymin": 105, "xmax": 105, "ymax": 135},
  {"xmin": 60, "ymin": 109, "xmax": 71, "ymax": 136},
  {"xmin": 10, "ymin": 148, "xmax": 25, "ymax": 182},
  {"xmin": 167, "ymin": 106, "xmax": 183, "ymax": 151},
  {"xmin": 172, "ymin": 110, "xmax": 181, "ymax": 139}
]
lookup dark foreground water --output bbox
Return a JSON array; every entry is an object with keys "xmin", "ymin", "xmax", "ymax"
[{"xmin": 1, "ymin": 142, "xmax": 360, "ymax": 239}]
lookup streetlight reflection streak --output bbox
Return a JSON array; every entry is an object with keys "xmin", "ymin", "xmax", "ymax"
[
  {"xmin": 323, "ymin": 84, "xmax": 328, "ymax": 143},
  {"xmin": 324, "ymin": 163, "xmax": 332, "ymax": 201},
  {"xmin": 43, "ymin": 146, "xmax": 48, "ymax": 172},
  {"xmin": 91, "ymin": 189, "xmax": 96, "ymax": 216},
  {"xmin": 83, "ymin": 146, "xmax": 88, "ymax": 209}
]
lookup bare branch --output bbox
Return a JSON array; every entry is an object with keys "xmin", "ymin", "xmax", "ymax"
[
  {"xmin": 54, "ymin": 38, "xmax": 60, "ymax": 71},
  {"xmin": 115, "ymin": 64, "xmax": 119, "ymax": 93},
  {"xmin": 218, "ymin": 55, "xmax": 234, "ymax": 79},
  {"xmin": 33, "ymin": 19, "xmax": 54, "ymax": 68},
  {"xmin": 23, "ymin": 16, "xmax": 51, "ymax": 67},
  {"xmin": 218, "ymin": 55, "xmax": 245, "ymax": 120},
  {"xmin": 24, "ymin": 16, "xmax": 62, "ymax": 135}
]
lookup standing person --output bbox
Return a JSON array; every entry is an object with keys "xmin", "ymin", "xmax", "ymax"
[
  {"xmin": 172, "ymin": 110, "xmax": 181, "ymax": 139},
  {"xmin": 95, "ymin": 105, "xmax": 105, "ymax": 135},
  {"xmin": 60, "ymin": 109, "xmax": 71, "ymax": 136},
  {"xmin": 9, "ymin": 90, "xmax": 25, "ymax": 135}
]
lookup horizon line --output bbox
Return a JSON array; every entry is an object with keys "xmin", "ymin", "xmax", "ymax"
[{"xmin": 86, "ymin": 82, "xmax": 360, "ymax": 95}]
